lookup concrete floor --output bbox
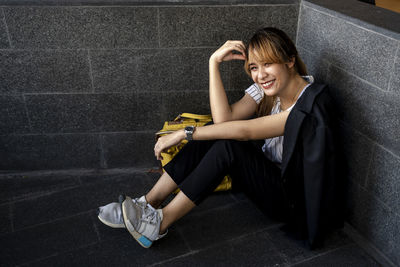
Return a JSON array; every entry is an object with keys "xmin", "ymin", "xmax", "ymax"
[{"xmin": 0, "ymin": 168, "xmax": 381, "ymax": 266}]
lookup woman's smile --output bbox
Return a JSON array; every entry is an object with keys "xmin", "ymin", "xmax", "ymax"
[{"xmin": 260, "ymin": 79, "xmax": 276, "ymax": 90}]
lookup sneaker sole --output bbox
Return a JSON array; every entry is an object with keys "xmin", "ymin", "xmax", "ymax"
[
  {"xmin": 119, "ymin": 195, "xmax": 153, "ymax": 249},
  {"xmin": 97, "ymin": 214, "xmax": 125, "ymax": 229}
]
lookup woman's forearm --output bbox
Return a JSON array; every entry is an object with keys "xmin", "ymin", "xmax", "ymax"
[{"xmin": 209, "ymin": 59, "xmax": 232, "ymax": 124}]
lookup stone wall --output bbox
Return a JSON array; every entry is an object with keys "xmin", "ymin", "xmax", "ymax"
[
  {"xmin": 297, "ymin": 0, "xmax": 400, "ymax": 265},
  {"xmin": 0, "ymin": 1, "xmax": 299, "ymax": 171}
]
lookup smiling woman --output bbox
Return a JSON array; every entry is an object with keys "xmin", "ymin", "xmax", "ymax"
[{"xmin": 98, "ymin": 27, "xmax": 345, "ymax": 250}]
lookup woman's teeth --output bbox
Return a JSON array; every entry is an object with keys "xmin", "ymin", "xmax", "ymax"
[{"xmin": 262, "ymin": 80, "xmax": 275, "ymax": 88}]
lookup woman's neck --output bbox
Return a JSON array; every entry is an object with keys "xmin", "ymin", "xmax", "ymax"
[{"xmin": 279, "ymin": 74, "xmax": 308, "ymax": 111}]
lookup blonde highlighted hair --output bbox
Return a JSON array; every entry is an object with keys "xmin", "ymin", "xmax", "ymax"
[{"xmin": 244, "ymin": 28, "xmax": 308, "ymax": 117}]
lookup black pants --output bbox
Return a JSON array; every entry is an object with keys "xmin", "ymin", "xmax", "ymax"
[{"xmin": 164, "ymin": 139, "xmax": 289, "ymax": 219}]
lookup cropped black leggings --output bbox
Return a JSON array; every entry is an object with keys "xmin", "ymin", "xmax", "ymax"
[{"xmin": 163, "ymin": 139, "xmax": 289, "ymax": 219}]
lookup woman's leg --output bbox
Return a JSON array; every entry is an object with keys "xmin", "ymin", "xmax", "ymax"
[
  {"xmin": 144, "ymin": 139, "xmax": 217, "ymax": 208},
  {"xmin": 145, "ymin": 171, "xmax": 178, "ymax": 209},
  {"xmin": 162, "ymin": 139, "xmax": 288, "ymax": 226},
  {"xmin": 159, "ymin": 191, "xmax": 195, "ymax": 233}
]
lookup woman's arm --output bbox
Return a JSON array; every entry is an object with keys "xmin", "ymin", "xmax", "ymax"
[
  {"xmin": 209, "ymin": 41, "xmax": 257, "ymax": 123},
  {"xmin": 154, "ymin": 111, "xmax": 290, "ymax": 160}
]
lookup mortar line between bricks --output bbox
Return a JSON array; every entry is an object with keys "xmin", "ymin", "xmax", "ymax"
[
  {"xmin": 363, "ymin": 143, "xmax": 376, "ymax": 188},
  {"xmin": 91, "ymin": 212, "xmax": 101, "ymax": 242},
  {"xmin": 0, "ymin": 4, "xmax": 298, "ymax": 8},
  {"xmin": 288, "ymin": 243, "xmax": 354, "ymax": 267},
  {"xmin": 387, "ymin": 43, "xmax": 399, "ymax": 92},
  {"xmin": 295, "ymin": 1, "xmax": 303, "ymax": 46},
  {"xmin": 340, "ymin": 120, "xmax": 400, "ymax": 160},
  {"xmin": 9, "ymin": 202, "xmax": 14, "ymax": 232},
  {"xmin": 298, "ymin": 45, "xmax": 392, "ymax": 94},
  {"xmin": 87, "ymin": 49, "xmax": 95, "ymax": 93},
  {"xmin": 353, "ymin": 179, "xmax": 398, "ymax": 216},
  {"xmin": 16, "ymin": 89, "xmax": 211, "ymax": 96},
  {"xmin": 174, "ymin": 226, "xmax": 194, "ymax": 252},
  {"xmin": 2, "ymin": 209, "xmax": 95, "ymax": 235},
  {"xmin": 0, "ymin": 166, "xmax": 151, "ymax": 177},
  {"xmin": 98, "ymin": 134, "xmax": 108, "ymax": 169},
  {"xmin": 157, "ymin": 7, "xmax": 161, "ymax": 48},
  {"xmin": 147, "ymin": 250, "xmax": 200, "ymax": 267},
  {"xmin": 22, "ymin": 94, "xmax": 33, "ymax": 132},
  {"xmin": 0, "ymin": 46, "xmax": 219, "ymax": 51},
  {"xmin": 18, "ymin": 241, "xmax": 99, "ymax": 267},
  {"xmin": 1, "ymin": 8, "xmax": 13, "ymax": 48},
  {"xmin": 149, "ymin": 223, "xmax": 283, "ymax": 267},
  {"xmin": 0, "ymin": 184, "xmax": 83, "ymax": 207},
  {"xmin": 0, "ymin": 129, "xmax": 159, "ymax": 137}
]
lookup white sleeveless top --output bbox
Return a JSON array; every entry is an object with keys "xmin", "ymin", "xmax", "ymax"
[{"xmin": 245, "ymin": 76, "xmax": 314, "ymax": 166}]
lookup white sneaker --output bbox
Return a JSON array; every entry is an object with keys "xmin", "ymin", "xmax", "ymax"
[
  {"xmin": 120, "ymin": 195, "xmax": 167, "ymax": 248},
  {"xmin": 98, "ymin": 196, "xmax": 147, "ymax": 229}
]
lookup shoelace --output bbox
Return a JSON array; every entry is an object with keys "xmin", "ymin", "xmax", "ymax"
[{"xmin": 140, "ymin": 203, "xmax": 159, "ymax": 225}]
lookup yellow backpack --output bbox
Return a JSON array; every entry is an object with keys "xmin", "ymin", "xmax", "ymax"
[{"xmin": 155, "ymin": 113, "xmax": 232, "ymax": 192}]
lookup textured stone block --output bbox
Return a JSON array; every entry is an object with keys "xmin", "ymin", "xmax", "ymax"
[
  {"xmin": 159, "ymin": 91, "xmax": 210, "ymax": 120},
  {"xmin": 12, "ymin": 186, "xmax": 88, "ymax": 230},
  {"xmin": 160, "ymin": 229, "xmax": 286, "ymax": 266},
  {"xmin": 11, "ymin": 173, "xmax": 147, "ymax": 230},
  {"xmin": 91, "ymin": 93, "xmax": 141, "ymax": 132},
  {"xmin": 81, "ymin": 172, "xmax": 149, "ymax": 208},
  {"xmin": 176, "ymin": 201, "xmax": 275, "ymax": 250},
  {"xmin": 0, "ymin": 204, "xmax": 11, "ymax": 235},
  {"xmin": 0, "ymin": 134, "xmax": 100, "ymax": 170},
  {"xmin": 159, "ymin": 5, "xmax": 298, "ymax": 47},
  {"xmin": 302, "ymin": 0, "xmax": 400, "ymax": 40},
  {"xmin": 30, "ymin": 224, "xmax": 189, "ymax": 267},
  {"xmin": 0, "ymin": 9, "xmax": 9, "ymax": 48},
  {"xmin": 0, "ymin": 50, "xmax": 91, "ymax": 94},
  {"xmin": 297, "ymin": 45, "xmax": 329, "ymax": 84},
  {"xmin": 0, "ymin": 213, "xmax": 97, "ymax": 266},
  {"xmin": 298, "ymin": 5, "xmax": 398, "ymax": 90},
  {"xmin": 0, "ymin": 173, "xmax": 80, "ymax": 204},
  {"xmin": 293, "ymin": 244, "xmax": 379, "ymax": 267},
  {"xmin": 0, "ymin": 95, "xmax": 30, "ymax": 135},
  {"xmin": 339, "ymin": 124, "xmax": 374, "ymax": 187},
  {"xmin": 346, "ymin": 181, "xmax": 400, "ymax": 265},
  {"xmin": 390, "ymin": 51, "xmax": 400, "ymax": 94},
  {"xmin": 26, "ymin": 94, "xmax": 96, "ymax": 133},
  {"xmin": 268, "ymin": 227, "xmax": 353, "ymax": 264},
  {"xmin": 366, "ymin": 146, "xmax": 400, "ymax": 216},
  {"xmin": 90, "ymin": 48, "xmax": 222, "ymax": 93},
  {"xmin": 229, "ymin": 59, "xmax": 254, "ymax": 92},
  {"xmin": 102, "ymin": 131, "xmax": 158, "ymax": 168},
  {"xmin": 4, "ymin": 7, "xmax": 158, "ymax": 49},
  {"xmin": 327, "ymin": 66, "xmax": 400, "ymax": 155}
]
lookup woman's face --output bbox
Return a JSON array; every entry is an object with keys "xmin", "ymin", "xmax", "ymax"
[{"xmin": 248, "ymin": 50, "xmax": 294, "ymax": 97}]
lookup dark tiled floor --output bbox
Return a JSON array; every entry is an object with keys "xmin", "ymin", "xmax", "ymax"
[{"xmin": 0, "ymin": 169, "xmax": 381, "ymax": 267}]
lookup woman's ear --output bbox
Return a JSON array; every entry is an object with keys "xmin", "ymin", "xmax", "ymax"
[{"xmin": 286, "ymin": 56, "xmax": 295, "ymax": 69}]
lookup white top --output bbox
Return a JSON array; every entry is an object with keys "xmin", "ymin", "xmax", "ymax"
[{"xmin": 245, "ymin": 76, "xmax": 314, "ymax": 165}]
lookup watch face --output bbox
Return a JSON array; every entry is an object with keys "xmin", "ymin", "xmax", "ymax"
[{"xmin": 185, "ymin": 126, "xmax": 194, "ymax": 131}]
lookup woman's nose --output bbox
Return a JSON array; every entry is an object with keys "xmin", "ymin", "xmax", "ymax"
[{"xmin": 258, "ymin": 68, "xmax": 267, "ymax": 80}]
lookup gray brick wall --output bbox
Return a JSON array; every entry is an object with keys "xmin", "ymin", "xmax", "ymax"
[
  {"xmin": 297, "ymin": 1, "xmax": 400, "ymax": 265},
  {"xmin": 0, "ymin": 3, "xmax": 299, "ymax": 170}
]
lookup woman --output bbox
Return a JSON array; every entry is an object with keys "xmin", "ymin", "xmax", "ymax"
[{"xmin": 98, "ymin": 27, "xmax": 344, "ymax": 249}]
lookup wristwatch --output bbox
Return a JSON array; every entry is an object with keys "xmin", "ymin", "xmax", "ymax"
[{"xmin": 184, "ymin": 126, "xmax": 195, "ymax": 141}]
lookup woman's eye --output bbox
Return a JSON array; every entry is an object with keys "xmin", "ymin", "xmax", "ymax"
[
  {"xmin": 264, "ymin": 63, "xmax": 271, "ymax": 67},
  {"xmin": 250, "ymin": 66, "xmax": 257, "ymax": 71}
]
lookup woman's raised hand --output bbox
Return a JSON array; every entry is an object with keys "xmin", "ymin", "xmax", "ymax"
[{"xmin": 210, "ymin": 40, "xmax": 246, "ymax": 64}]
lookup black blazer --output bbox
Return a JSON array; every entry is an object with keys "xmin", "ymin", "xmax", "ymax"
[{"xmin": 281, "ymin": 83, "xmax": 345, "ymax": 249}]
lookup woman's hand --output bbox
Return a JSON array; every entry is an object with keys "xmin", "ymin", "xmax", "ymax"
[
  {"xmin": 154, "ymin": 130, "xmax": 186, "ymax": 161},
  {"xmin": 210, "ymin": 40, "xmax": 246, "ymax": 64}
]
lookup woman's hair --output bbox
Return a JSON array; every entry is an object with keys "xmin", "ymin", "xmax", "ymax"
[{"xmin": 244, "ymin": 27, "xmax": 308, "ymax": 117}]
